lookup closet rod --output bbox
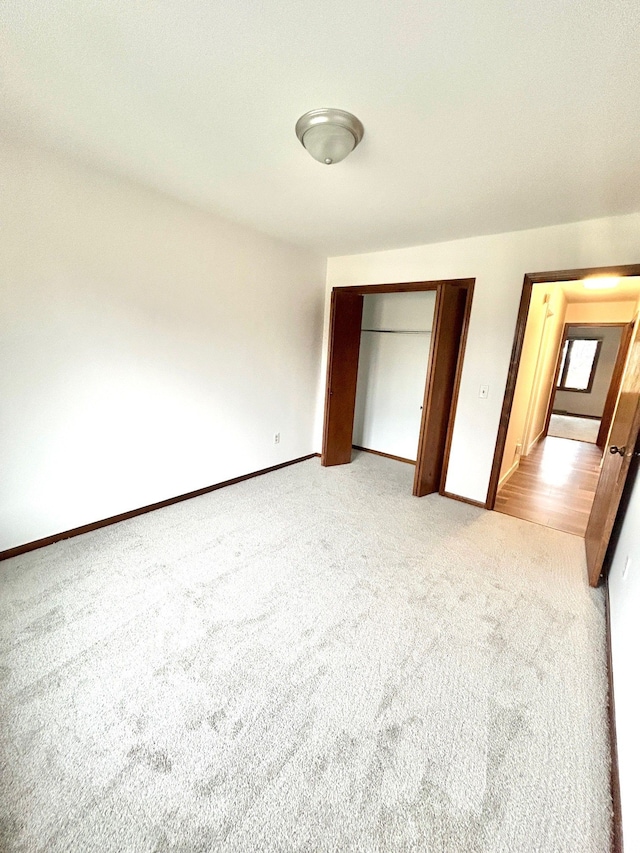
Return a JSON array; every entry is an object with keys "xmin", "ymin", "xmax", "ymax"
[{"xmin": 361, "ymin": 329, "xmax": 431, "ymax": 334}]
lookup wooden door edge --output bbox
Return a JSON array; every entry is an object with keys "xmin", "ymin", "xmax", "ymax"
[
  {"xmin": 587, "ymin": 446, "xmax": 639, "ymax": 589},
  {"xmin": 586, "ymin": 401, "xmax": 640, "ymax": 587},
  {"xmin": 485, "ymin": 278, "xmax": 534, "ymax": 509},
  {"xmin": 413, "ymin": 288, "xmax": 444, "ymax": 495},
  {"xmin": 320, "ymin": 290, "xmax": 338, "ymax": 466},
  {"xmin": 597, "ymin": 322, "xmax": 635, "ymax": 449},
  {"xmin": 414, "ymin": 282, "xmax": 474, "ymax": 497},
  {"xmin": 438, "ymin": 281, "xmax": 475, "ymax": 494},
  {"xmin": 321, "ymin": 291, "xmax": 364, "ymax": 466}
]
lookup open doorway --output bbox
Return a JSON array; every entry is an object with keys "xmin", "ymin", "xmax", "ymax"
[
  {"xmin": 549, "ymin": 323, "xmax": 627, "ymax": 447},
  {"xmin": 487, "ymin": 268, "xmax": 640, "ymax": 559}
]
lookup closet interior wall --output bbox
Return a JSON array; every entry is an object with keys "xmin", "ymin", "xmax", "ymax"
[{"xmin": 353, "ymin": 292, "xmax": 436, "ymax": 462}]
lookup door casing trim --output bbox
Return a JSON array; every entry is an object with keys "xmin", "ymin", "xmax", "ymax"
[
  {"xmin": 486, "ymin": 264, "xmax": 640, "ymax": 510},
  {"xmin": 322, "ymin": 279, "xmax": 475, "ymax": 500}
]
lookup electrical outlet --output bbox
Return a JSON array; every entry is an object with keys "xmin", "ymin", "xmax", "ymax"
[
  {"xmin": 274, "ymin": 432, "xmax": 280, "ymax": 444},
  {"xmin": 622, "ymin": 556, "xmax": 631, "ymax": 580},
  {"xmin": 479, "ymin": 384, "xmax": 489, "ymax": 399}
]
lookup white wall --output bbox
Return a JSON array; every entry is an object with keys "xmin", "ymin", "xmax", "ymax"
[
  {"xmin": 608, "ymin": 466, "xmax": 640, "ymax": 853},
  {"xmin": 554, "ymin": 325, "xmax": 622, "ymax": 418},
  {"xmin": 564, "ymin": 301, "xmax": 637, "ymax": 325},
  {"xmin": 353, "ymin": 292, "xmax": 435, "ymax": 460},
  {"xmin": 499, "ymin": 284, "xmax": 565, "ymax": 484},
  {"xmin": 523, "ymin": 286, "xmax": 567, "ymax": 453},
  {"xmin": 323, "ymin": 212, "xmax": 640, "ymax": 502},
  {"xmin": 0, "ymin": 137, "xmax": 326, "ymax": 551}
]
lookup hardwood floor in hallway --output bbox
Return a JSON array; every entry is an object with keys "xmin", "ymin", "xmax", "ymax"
[{"xmin": 495, "ymin": 436, "xmax": 603, "ymax": 536}]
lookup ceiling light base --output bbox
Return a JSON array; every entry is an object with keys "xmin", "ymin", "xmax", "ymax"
[{"xmin": 296, "ymin": 108, "xmax": 364, "ymax": 165}]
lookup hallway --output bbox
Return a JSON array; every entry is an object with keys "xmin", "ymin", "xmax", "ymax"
[{"xmin": 495, "ymin": 436, "xmax": 602, "ymax": 536}]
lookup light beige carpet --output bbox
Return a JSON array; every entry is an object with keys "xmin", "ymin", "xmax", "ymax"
[
  {"xmin": 0, "ymin": 452, "xmax": 611, "ymax": 852},
  {"xmin": 548, "ymin": 413, "xmax": 601, "ymax": 443}
]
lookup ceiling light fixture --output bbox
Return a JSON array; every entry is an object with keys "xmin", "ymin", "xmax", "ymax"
[
  {"xmin": 296, "ymin": 108, "xmax": 364, "ymax": 165},
  {"xmin": 582, "ymin": 276, "xmax": 620, "ymax": 290}
]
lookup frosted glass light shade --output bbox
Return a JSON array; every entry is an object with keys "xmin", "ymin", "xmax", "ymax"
[
  {"xmin": 296, "ymin": 108, "xmax": 364, "ymax": 165},
  {"xmin": 301, "ymin": 124, "xmax": 356, "ymax": 164}
]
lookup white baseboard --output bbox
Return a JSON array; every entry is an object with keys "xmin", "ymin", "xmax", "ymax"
[
  {"xmin": 498, "ymin": 458, "xmax": 520, "ymax": 490},
  {"xmin": 524, "ymin": 429, "xmax": 545, "ymax": 456}
]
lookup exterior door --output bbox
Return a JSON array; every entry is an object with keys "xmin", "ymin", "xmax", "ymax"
[{"xmin": 586, "ymin": 329, "xmax": 640, "ymax": 586}]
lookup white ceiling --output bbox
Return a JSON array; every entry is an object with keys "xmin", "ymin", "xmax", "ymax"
[
  {"xmin": 558, "ymin": 277, "xmax": 640, "ymax": 304},
  {"xmin": 3, "ymin": 0, "xmax": 640, "ymax": 255}
]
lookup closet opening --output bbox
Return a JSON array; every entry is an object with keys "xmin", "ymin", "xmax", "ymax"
[
  {"xmin": 321, "ymin": 279, "xmax": 474, "ymax": 497},
  {"xmin": 353, "ymin": 290, "xmax": 436, "ymax": 465}
]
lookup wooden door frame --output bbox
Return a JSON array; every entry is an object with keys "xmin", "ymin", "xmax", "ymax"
[
  {"xmin": 596, "ymin": 321, "xmax": 635, "ymax": 449},
  {"xmin": 486, "ymin": 263, "xmax": 640, "ymax": 510},
  {"xmin": 320, "ymin": 289, "xmax": 365, "ymax": 466},
  {"xmin": 321, "ymin": 278, "xmax": 475, "ymax": 498},
  {"xmin": 542, "ymin": 322, "xmax": 632, "ymax": 447},
  {"xmin": 414, "ymin": 281, "xmax": 473, "ymax": 496},
  {"xmin": 586, "ymin": 332, "xmax": 640, "ymax": 586}
]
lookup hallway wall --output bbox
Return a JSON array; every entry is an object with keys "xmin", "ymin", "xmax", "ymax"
[
  {"xmin": 499, "ymin": 284, "xmax": 566, "ymax": 485},
  {"xmin": 523, "ymin": 287, "xmax": 567, "ymax": 453}
]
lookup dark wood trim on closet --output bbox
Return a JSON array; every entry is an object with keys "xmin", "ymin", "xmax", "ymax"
[
  {"xmin": 352, "ymin": 445, "xmax": 416, "ymax": 465},
  {"xmin": 0, "ymin": 454, "xmax": 317, "ymax": 563},
  {"xmin": 486, "ymin": 264, "xmax": 640, "ymax": 510},
  {"xmin": 322, "ymin": 278, "xmax": 475, "ymax": 502},
  {"xmin": 333, "ymin": 279, "xmax": 469, "ymax": 295},
  {"xmin": 441, "ymin": 491, "xmax": 487, "ymax": 509},
  {"xmin": 413, "ymin": 283, "xmax": 469, "ymax": 496},
  {"xmin": 321, "ymin": 289, "xmax": 364, "ymax": 466},
  {"xmin": 438, "ymin": 280, "xmax": 475, "ymax": 493}
]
